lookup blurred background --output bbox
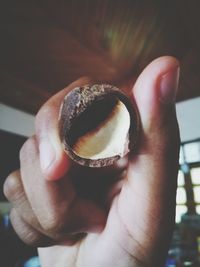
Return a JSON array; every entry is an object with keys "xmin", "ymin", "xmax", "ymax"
[{"xmin": 0, "ymin": 0, "xmax": 200, "ymax": 266}]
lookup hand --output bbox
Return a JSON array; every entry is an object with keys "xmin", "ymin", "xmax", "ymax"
[{"xmin": 4, "ymin": 56, "xmax": 180, "ymax": 267}]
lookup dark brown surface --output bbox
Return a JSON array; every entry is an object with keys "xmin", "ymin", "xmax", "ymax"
[
  {"xmin": 0, "ymin": 130, "xmax": 26, "ymax": 200},
  {"xmin": 0, "ymin": 0, "xmax": 200, "ymax": 114},
  {"xmin": 60, "ymin": 84, "xmax": 139, "ymax": 167}
]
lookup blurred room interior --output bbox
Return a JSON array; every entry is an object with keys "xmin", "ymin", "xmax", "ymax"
[{"xmin": 0, "ymin": 1, "xmax": 200, "ymax": 266}]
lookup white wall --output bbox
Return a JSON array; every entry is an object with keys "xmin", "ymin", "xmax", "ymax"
[
  {"xmin": 176, "ymin": 97, "xmax": 200, "ymax": 142},
  {"xmin": 0, "ymin": 103, "xmax": 35, "ymax": 137}
]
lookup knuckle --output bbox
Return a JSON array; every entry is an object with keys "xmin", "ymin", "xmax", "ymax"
[
  {"xmin": 10, "ymin": 209, "xmax": 51, "ymax": 247},
  {"xmin": 19, "ymin": 204, "xmax": 40, "ymax": 228},
  {"xmin": 20, "ymin": 228, "xmax": 44, "ymax": 247},
  {"xmin": 41, "ymin": 215, "xmax": 63, "ymax": 233},
  {"xmin": 38, "ymin": 201, "xmax": 72, "ymax": 234},
  {"xmin": 3, "ymin": 171, "xmax": 23, "ymax": 202},
  {"xmin": 40, "ymin": 210, "xmax": 68, "ymax": 233},
  {"xmin": 25, "ymin": 212, "xmax": 38, "ymax": 227}
]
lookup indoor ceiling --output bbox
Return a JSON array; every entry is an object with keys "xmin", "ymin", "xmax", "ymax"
[{"xmin": 0, "ymin": 0, "xmax": 200, "ymax": 114}]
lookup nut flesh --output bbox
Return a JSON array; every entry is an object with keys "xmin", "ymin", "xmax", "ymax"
[{"xmin": 72, "ymin": 100, "xmax": 130, "ymax": 159}]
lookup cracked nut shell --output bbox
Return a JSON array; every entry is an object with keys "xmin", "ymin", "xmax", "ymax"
[{"xmin": 59, "ymin": 84, "xmax": 140, "ymax": 167}]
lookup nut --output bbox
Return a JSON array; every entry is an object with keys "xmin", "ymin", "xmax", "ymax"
[{"xmin": 59, "ymin": 84, "xmax": 139, "ymax": 167}]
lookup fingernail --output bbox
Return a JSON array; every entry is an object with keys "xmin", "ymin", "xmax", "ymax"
[
  {"xmin": 39, "ymin": 140, "xmax": 55, "ymax": 171},
  {"xmin": 160, "ymin": 66, "xmax": 180, "ymax": 103}
]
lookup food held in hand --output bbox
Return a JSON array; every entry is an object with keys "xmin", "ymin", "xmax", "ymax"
[{"xmin": 59, "ymin": 84, "xmax": 139, "ymax": 167}]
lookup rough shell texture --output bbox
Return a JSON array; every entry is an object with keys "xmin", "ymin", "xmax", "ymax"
[{"xmin": 59, "ymin": 84, "xmax": 140, "ymax": 167}]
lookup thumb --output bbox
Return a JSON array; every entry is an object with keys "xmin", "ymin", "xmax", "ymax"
[
  {"xmin": 116, "ymin": 56, "xmax": 180, "ymax": 264},
  {"xmin": 127, "ymin": 55, "xmax": 180, "ymax": 215},
  {"xmin": 35, "ymin": 77, "xmax": 92, "ymax": 180}
]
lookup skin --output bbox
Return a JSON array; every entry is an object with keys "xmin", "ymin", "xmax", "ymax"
[{"xmin": 4, "ymin": 56, "xmax": 180, "ymax": 267}]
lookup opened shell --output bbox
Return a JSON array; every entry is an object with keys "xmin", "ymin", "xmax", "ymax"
[{"xmin": 59, "ymin": 84, "xmax": 140, "ymax": 167}]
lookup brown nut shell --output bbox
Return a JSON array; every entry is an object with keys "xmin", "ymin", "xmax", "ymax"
[{"xmin": 59, "ymin": 84, "xmax": 140, "ymax": 167}]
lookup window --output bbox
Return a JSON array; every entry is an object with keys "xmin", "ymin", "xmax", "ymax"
[
  {"xmin": 176, "ymin": 140, "xmax": 200, "ymax": 222},
  {"xmin": 179, "ymin": 146, "xmax": 184, "ymax": 165},
  {"xmin": 176, "ymin": 205, "xmax": 187, "ymax": 223},
  {"xmin": 193, "ymin": 186, "xmax": 200, "ymax": 203},
  {"xmin": 196, "ymin": 205, "xmax": 200, "ymax": 214},
  {"xmin": 183, "ymin": 141, "xmax": 200, "ymax": 163},
  {"xmin": 192, "ymin": 166, "xmax": 200, "ymax": 215},
  {"xmin": 176, "ymin": 187, "xmax": 187, "ymax": 204},
  {"xmin": 177, "ymin": 170, "xmax": 185, "ymax": 186},
  {"xmin": 191, "ymin": 167, "xmax": 200, "ymax": 185},
  {"xmin": 176, "ymin": 170, "xmax": 187, "ymax": 222}
]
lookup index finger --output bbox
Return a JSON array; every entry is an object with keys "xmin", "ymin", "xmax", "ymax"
[{"xmin": 35, "ymin": 77, "xmax": 93, "ymax": 180}]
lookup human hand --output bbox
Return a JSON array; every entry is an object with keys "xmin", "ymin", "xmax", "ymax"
[{"xmin": 4, "ymin": 56, "xmax": 180, "ymax": 267}]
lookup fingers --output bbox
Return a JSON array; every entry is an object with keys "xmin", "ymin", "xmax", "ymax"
[
  {"xmin": 128, "ymin": 56, "xmax": 180, "ymax": 188},
  {"xmin": 13, "ymin": 136, "xmax": 105, "ymax": 239},
  {"xmin": 4, "ymin": 154, "xmax": 105, "ymax": 246},
  {"xmin": 131, "ymin": 56, "xmax": 180, "ymax": 218},
  {"xmin": 4, "ymin": 76, "xmax": 127, "ymax": 247},
  {"xmin": 3, "ymin": 170, "xmax": 54, "ymax": 246},
  {"xmin": 19, "ymin": 136, "xmax": 76, "ymax": 233},
  {"xmin": 133, "ymin": 56, "xmax": 179, "ymax": 143},
  {"xmin": 3, "ymin": 170, "xmax": 42, "ymax": 230},
  {"xmin": 113, "ymin": 56, "xmax": 180, "ymax": 263},
  {"xmin": 35, "ymin": 76, "xmax": 127, "ymax": 181},
  {"xmin": 35, "ymin": 77, "xmax": 93, "ymax": 180},
  {"xmin": 9, "ymin": 208, "xmax": 54, "ymax": 247},
  {"xmin": 9, "ymin": 207, "xmax": 85, "ymax": 247}
]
